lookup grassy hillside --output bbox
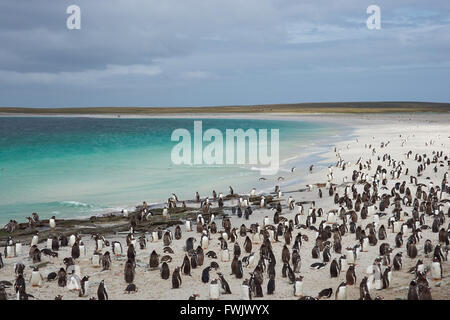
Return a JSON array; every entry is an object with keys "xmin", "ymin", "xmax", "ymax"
[{"xmin": 0, "ymin": 101, "xmax": 449, "ymax": 114}]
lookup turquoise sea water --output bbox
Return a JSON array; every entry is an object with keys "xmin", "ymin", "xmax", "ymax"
[{"xmin": 0, "ymin": 117, "xmax": 348, "ymax": 224}]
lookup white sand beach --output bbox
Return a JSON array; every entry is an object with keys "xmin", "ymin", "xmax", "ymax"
[{"xmin": 1, "ymin": 112, "xmax": 449, "ymax": 300}]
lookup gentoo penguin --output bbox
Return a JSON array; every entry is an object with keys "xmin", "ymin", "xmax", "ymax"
[
  {"xmin": 31, "ymin": 232, "xmax": 39, "ymax": 247},
  {"xmin": 67, "ymin": 273, "xmax": 81, "ymax": 291},
  {"xmin": 97, "ymin": 280, "xmax": 108, "ymax": 300},
  {"xmin": 161, "ymin": 262, "xmax": 170, "ymax": 280},
  {"xmin": 346, "ymin": 265, "xmax": 357, "ymax": 285},
  {"xmin": 149, "ymin": 250, "xmax": 159, "ymax": 269},
  {"xmin": 317, "ymin": 288, "xmax": 333, "ymax": 299},
  {"xmin": 175, "ymin": 225, "xmax": 182, "ymax": 240},
  {"xmin": 393, "ymin": 252, "xmax": 403, "ymax": 270},
  {"xmin": 330, "ymin": 259, "xmax": 340, "ymax": 278},
  {"xmin": 339, "ymin": 255, "xmax": 348, "ymax": 272},
  {"xmin": 79, "ymin": 276, "xmax": 89, "ymax": 297},
  {"xmin": 181, "ymin": 255, "xmax": 191, "ymax": 276},
  {"xmin": 91, "ymin": 252, "xmax": 102, "ymax": 268},
  {"xmin": 185, "ymin": 219, "xmax": 192, "ymax": 232},
  {"xmin": 185, "ymin": 237, "xmax": 196, "ymax": 251},
  {"xmin": 57, "ymin": 268, "xmax": 67, "ymax": 287},
  {"xmin": 172, "ymin": 267, "xmax": 182, "ymax": 288},
  {"xmin": 71, "ymin": 241, "xmax": 80, "ymax": 260},
  {"xmin": 30, "ymin": 267, "xmax": 43, "ymax": 287},
  {"xmin": 215, "ymin": 272, "xmax": 231, "ymax": 294},
  {"xmin": 201, "ymin": 233, "xmax": 209, "ymax": 250},
  {"xmin": 335, "ymin": 282, "xmax": 347, "ymax": 300},
  {"xmin": 221, "ymin": 248, "xmax": 230, "ymax": 262},
  {"xmin": 241, "ymin": 279, "xmax": 251, "ymax": 300},
  {"xmin": 293, "ymin": 276, "xmax": 304, "ymax": 297},
  {"xmin": 382, "ymin": 266, "xmax": 391, "ymax": 289},
  {"xmin": 244, "ymin": 236, "xmax": 252, "ymax": 253},
  {"xmin": 267, "ymin": 274, "xmax": 275, "ymax": 294},
  {"xmin": 49, "ymin": 216, "xmax": 56, "ymax": 230},
  {"xmin": 51, "ymin": 236, "xmax": 59, "ymax": 252},
  {"xmin": 209, "ymin": 279, "xmax": 220, "ymax": 300},
  {"xmin": 101, "ymin": 251, "xmax": 111, "ymax": 271},
  {"xmin": 430, "ymin": 256, "xmax": 442, "ymax": 280},
  {"xmin": 112, "ymin": 241, "xmax": 123, "ymax": 256},
  {"xmin": 124, "ymin": 259, "xmax": 135, "ymax": 284}
]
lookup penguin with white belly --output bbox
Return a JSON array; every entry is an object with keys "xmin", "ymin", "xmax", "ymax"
[
  {"xmin": 294, "ymin": 276, "xmax": 304, "ymax": 297},
  {"xmin": 30, "ymin": 267, "xmax": 43, "ymax": 287},
  {"xmin": 209, "ymin": 279, "xmax": 220, "ymax": 300},
  {"xmin": 430, "ymin": 256, "xmax": 442, "ymax": 280},
  {"xmin": 31, "ymin": 232, "xmax": 39, "ymax": 247},
  {"xmin": 335, "ymin": 282, "xmax": 347, "ymax": 300},
  {"xmin": 241, "ymin": 279, "xmax": 251, "ymax": 300},
  {"xmin": 201, "ymin": 233, "xmax": 209, "ymax": 250}
]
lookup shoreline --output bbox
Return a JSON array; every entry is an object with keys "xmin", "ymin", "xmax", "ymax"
[{"xmin": 0, "ymin": 112, "xmax": 449, "ymax": 300}]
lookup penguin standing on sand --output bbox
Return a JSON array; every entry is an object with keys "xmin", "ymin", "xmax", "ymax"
[
  {"xmin": 293, "ymin": 276, "xmax": 303, "ymax": 297},
  {"xmin": 330, "ymin": 259, "xmax": 340, "ymax": 278},
  {"xmin": 97, "ymin": 280, "xmax": 108, "ymax": 300},
  {"xmin": 346, "ymin": 265, "xmax": 356, "ymax": 285},
  {"xmin": 241, "ymin": 279, "xmax": 251, "ymax": 300},
  {"xmin": 124, "ymin": 259, "xmax": 135, "ymax": 284},
  {"xmin": 161, "ymin": 262, "xmax": 170, "ymax": 280},
  {"xmin": 209, "ymin": 279, "xmax": 220, "ymax": 300},
  {"xmin": 79, "ymin": 276, "xmax": 89, "ymax": 297},
  {"xmin": 30, "ymin": 267, "xmax": 43, "ymax": 287},
  {"xmin": 217, "ymin": 273, "xmax": 232, "ymax": 294},
  {"xmin": 58, "ymin": 268, "xmax": 67, "ymax": 287},
  {"xmin": 172, "ymin": 267, "xmax": 182, "ymax": 289},
  {"xmin": 336, "ymin": 282, "xmax": 347, "ymax": 300},
  {"xmin": 101, "ymin": 251, "xmax": 111, "ymax": 271},
  {"xmin": 149, "ymin": 250, "xmax": 159, "ymax": 269},
  {"xmin": 430, "ymin": 256, "xmax": 442, "ymax": 280}
]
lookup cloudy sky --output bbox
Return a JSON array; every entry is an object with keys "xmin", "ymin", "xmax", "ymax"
[{"xmin": 0, "ymin": 0, "xmax": 449, "ymax": 108}]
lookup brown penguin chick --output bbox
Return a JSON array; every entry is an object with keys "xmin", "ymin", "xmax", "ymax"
[{"xmin": 346, "ymin": 265, "xmax": 356, "ymax": 285}]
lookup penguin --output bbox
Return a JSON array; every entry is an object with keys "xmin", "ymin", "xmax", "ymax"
[
  {"xmin": 79, "ymin": 276, "xmax": 89, "ymax": 297},
  {"xmin": 339, "ymin": 255, "xmax": 348, "ymax": 272},
  {"xmin": 346, "ymin": 265, "xmax": 356, "ymax": 285},
  {"xmin": 175, "ymin": 225, "xmax": 182, "ymax": 240},
  {"xmin": 101, "ymin": 251, "xmax": 111, "ymax": 271},
  {"xmin": 47, "ymin": 271, "xmax": 57, "ymax": 281},
  {"xmin": 0, "ymin": 285, "xmax": 7, "ymax": 300},
  {"xmin": 149, "ymin": 250, "xmax": 159, "ymax": 269},
  {"xmin": 57, "ymin": 268, "xmax": 67, "ymax": 287},
  {"xmin": 31, "ymin": 232, "xmax": 39, "ymax": 247},
  {"xmin": 123, "ymin": 259, "xmax": 135, "ymax": 283},
  {"xmin": 51, "ymin": 236, "xmax": 59, "ymax": 252},
  {"xmin": 241, "ymin": 279, "xmax": 251, "ymax": 300},
  {"xmin": 393, "ymin": 252, "xmax": 403, "ymax": 271},
  {"xmin": 97, "ymin": 280, "xmax": 108, "ymax": 300},
  {"xmin": 172, "ymin": 267, "xmax": 182, "ymax": 289},
  {"xmin": 209, "ymin": 279, "xmax": 220, "ymax": 300},
  {"xmin": 185, "ymin": 237, "xmax": 196, "ymax": 252},
  {"xmin": 330, "ymin": 259, "xmax": 340, "ymax": 278},
  {"xmin": 335, "ymin": 282, "xmax": 347, "ymax": 300},
  {"xmin": 317, "ymin": 288, "xmax": 333, "ymax": 299},
  {"xmin": 216, "ymin": 272, "xmax": 231, "ymax": 294},
  {"xmin": 161, "ymin": 262, "xmax": 170, "ymax": 280},
  {"xmin": 30, "ymin": 267, "xmax": 43, "ymax": 287},
  {"xmin": 293, "ymin": 276, "xmax": 303, "ymax": 297},
  {"xmin": 112, "ymin": 241, "xmax": 123, "ymax": 256},
  {"xmin": 71, "ymin": 241, "xmax": 80, "ymax": 260},
  {"xmin": 221, "ymin": 248, "xmax": 230, "ymax": 262},
  {"xmin": 67, "ymin": 273, "xmax": 81, "ymax": 291},
  {"xmin": 244, "ymin": 236, "xmax": 252, "ymax": 253},
  {"xmin": 49, "ymin": 216, "xmax": 56, "ymax": 230},
  {"xmin": 430, "ymin": 256, "xmax": 442, "ymax": 280},
  {"xmin": 267, "ymin": 274, "xmax": 275, "ymax": 295},
  {"xmin": 310, "ymin": 262, "xmax": 326, "ymax": 270},
  {"xmin": 181, "ymin": 255, "xmax": 191, "ymax": 276},
  {"xmin": 382, "ymin": 266, "xmax": 391, "ymax": 289},
  {"xmin": 311, "ymin": 245, "xmax": 320, "ymax": 259}
]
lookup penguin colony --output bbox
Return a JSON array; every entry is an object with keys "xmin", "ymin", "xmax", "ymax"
[{"xmin": 0, "ymin": 127, "xmax": 449, "ymax": 300}]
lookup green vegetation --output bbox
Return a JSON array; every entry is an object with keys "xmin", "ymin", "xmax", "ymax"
[{"xmin": 0, "ymin": 101, "xmax": 449, "ymax": 115}]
